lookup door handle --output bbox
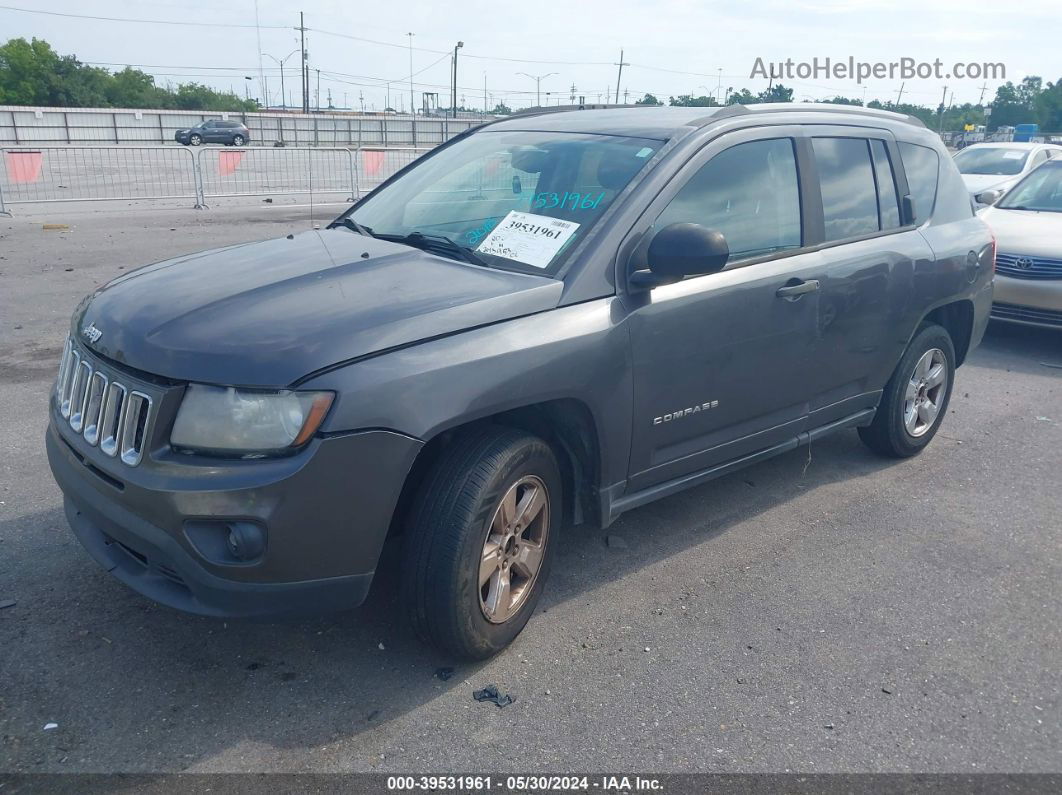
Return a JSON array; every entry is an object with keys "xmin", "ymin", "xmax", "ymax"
[{"xmin": 776, "ymin": 279, "xmax": 820, "ymax": 300}]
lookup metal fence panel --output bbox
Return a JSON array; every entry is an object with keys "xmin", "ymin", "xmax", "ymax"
[
  {"xmin": 0, "ymin": 146, "xmax": 200, "ymax": 205},
  {"xmin": 197, "ymin": 147, "xmax": 356, "ymax": 200}
]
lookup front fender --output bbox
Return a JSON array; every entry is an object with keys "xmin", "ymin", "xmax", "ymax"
[{"xmin": 302, "ymin": 298, "xmax": 633, "ymax": 488}]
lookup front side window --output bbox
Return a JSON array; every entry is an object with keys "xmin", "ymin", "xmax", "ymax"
[
  {"xmin": 345, "ymin": 130, "xmax": 663, "ymax": 274},
  {"xmin": 813, "ymin": 137, "xmax": 879, "ymax": 241},
  {"xmin": 954, "ymin": 147, "xmax": 1029, "ymax": 176},
  {"xmin": 654, "ymin": 138, "xmax": 802, "ymax": 263}
]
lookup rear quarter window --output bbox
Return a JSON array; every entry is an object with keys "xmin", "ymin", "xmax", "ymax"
[{"xmin": 897, "ymin": 142, "xmax": 938, "ymax": 224}]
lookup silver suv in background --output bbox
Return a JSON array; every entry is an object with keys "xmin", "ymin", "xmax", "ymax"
[{"xmin": 955, "ymin": 142, "xmax": 1062, "ymax": 205}]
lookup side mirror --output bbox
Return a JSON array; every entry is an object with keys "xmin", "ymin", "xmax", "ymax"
[
  {"xmin": 631, "ymin": 223, "xmax": 729, "ymax": 288},
  {"xmin": 975, "ymin": 188, "xmax": 1003, "ymax": 206}
]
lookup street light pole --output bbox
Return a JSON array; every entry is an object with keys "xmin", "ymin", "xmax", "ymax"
[
  {"xmin": 517, "ymin": 72, "xmax": 557, "ymax": 108},
  {"xmin": 264, "ymin": 49, "xmax": 299, "ymax": 110},
  {"xmin": 452, "ymin": 41, "xmax": 464, "ymax": 118}
]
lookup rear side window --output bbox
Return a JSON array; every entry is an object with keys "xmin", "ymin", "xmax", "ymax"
[
  {"xmin": 812, "ymin": 137, "xmax": 879, "ymax": 241},
  {"xmin": 870, "ymin": 140, "xmax": 901, "ymax": 229},
  {"xmin": 655, "ymin": 138, "xmax": 802, "ymax": 263},
  {"xmin": 898, "ymin": 142, "xmax": 939, "ymax": 224}
]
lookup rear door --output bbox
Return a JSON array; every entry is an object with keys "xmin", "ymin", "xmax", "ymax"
[
  {"xmin": 624, "ymin": 127, "xmax": 825, "ymax": 491},
  {"xmin": 798, "ymin": 128, "xmax": 933, "ymax": 427}
]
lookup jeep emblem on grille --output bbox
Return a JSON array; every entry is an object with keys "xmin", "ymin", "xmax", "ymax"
[
  {"xmin": 82, "ymin": 323, "xmax": 103, "ymax": 344},
  {"xmin": 1015, "ymin": 257, "xmax": 1034, "ymax": 270}
]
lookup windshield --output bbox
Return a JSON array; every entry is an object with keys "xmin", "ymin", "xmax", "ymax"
[
  {"xmin": 997, "ymin": 160, "xmax": 1062, "ymax": 212},
  {"xmin": 954, "ymin": 147, "xmax": 1029, "ymax": 176},
  {"xmin": 343, "ymin": 130, "xmax": 663, "ymax": 274}
]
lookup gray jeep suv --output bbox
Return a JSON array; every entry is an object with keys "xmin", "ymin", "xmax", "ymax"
[{"xmin": 48, "ymin": 104, "xmax": 994, "ymax": 659}]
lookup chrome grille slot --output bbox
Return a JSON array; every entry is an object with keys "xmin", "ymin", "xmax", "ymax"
[
  {"xmin": 55, "ymin": 338, "xmax": 156, "ymax": 467},
  {"xmin": 59, "ymin": 349, "xmax": 80, "ymax": 418},
  {"xmin": 68, "ymin": 360, "xmax": 93, "ymax": 432},
  {"xmin": 99, "ymin": 382, "xmax": 127, "ymax": 457},
  {"xmin": 120, "ymin": 391, "xmax": 152, "ymax": 466},
  {"xmin": 55, "ymin": 338, "xmax": 72, "ymax": 399},
  {"xmin": 82, "ymin": 371, "xmax": 109, "ymax": 446}
]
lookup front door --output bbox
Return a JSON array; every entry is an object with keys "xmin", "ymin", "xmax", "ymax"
[{"xmin": 624, "ymin": 130, "xmax": 822, "ymax": 492}]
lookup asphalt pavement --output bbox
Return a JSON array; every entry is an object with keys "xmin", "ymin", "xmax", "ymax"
[{"xmin": 0, "ymin": 200, "xmax": 1059, "ymax": 773}]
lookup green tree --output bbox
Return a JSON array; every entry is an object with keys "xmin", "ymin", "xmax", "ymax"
[
  {"xmin": 634, "ymin": 93, "xmax": 662, "ymax": 106},
  {"xmin": 491, "ymin": 102, "xmax": 512, "ymax": 115},
  {"xmin": 0, "ymin": 36, "xmax": 257, "ymax": 111},
  {"xmin": 669, "ymin": 94, "xmax": 718, "ymax": 107}
]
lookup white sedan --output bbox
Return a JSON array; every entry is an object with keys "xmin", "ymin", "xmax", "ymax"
[
  {"xmin": 955, "ymin": 142, "xmax": 1062, "ymax": 206},
  {"xmin": 978, "ymin": 159, "xmax": 1062, "ymax": 329}
]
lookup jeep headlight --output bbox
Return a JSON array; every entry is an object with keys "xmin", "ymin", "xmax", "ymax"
[{"xmin": 170, "ymin": 384, "xmax": 334, "ymax": 455}]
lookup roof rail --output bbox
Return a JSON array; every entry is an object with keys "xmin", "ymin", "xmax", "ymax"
[
  {"xmin": 702, "ymin": 102, "xmax": 926, "ymax": 128},
  {"xmin": 510, "ymin": 102, "xmax": 640, "ymax": 118}
]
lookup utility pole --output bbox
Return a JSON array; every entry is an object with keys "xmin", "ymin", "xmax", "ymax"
[
  {"xmin": 978, "ymin": 82, "xmax": 989, "ymax": 105},
  {"xmin": 937, "ymin": 85, "xmax": 948, "ymax": 132},
  {"xmin": 296, "ymin": 12, "xmax": 309, "ymax": 113},
  {"xmin": 614, "ymin": 49, "xmax": 628, "ymax": 105},
  {"xmin": 483, "ymin": 73, "xmax": 488, "ymax": 115},
  {"xmin": 253, "ymin": 0, "xmax": 267, "ymax": 108},
  {"xmin": 895, "ymin": 81, "xmax": 905, "ymax": 106},
  {"xmin": 316, "ymin": 68, "xmax": 321, "ymax": 112},
  {"xmin": 451, "ymin": 41, "xmax": 464, "ymax": 118},
  {"xmin": 570, "ymin": 83, "xmax": 577, "ymax": 103},
  {"xmin": 359, "ymin": 91, "xmax": 365, "ymax": 113},
  {"xmin": 407, "ymin": 32, "xmax": 416, "ymax": 145},
  {"xmin": 715, "ymin": 67, "xmax": 723, "ymax": 104}
]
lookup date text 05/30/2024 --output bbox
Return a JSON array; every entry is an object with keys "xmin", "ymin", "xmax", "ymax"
[{"xmin": 387, "ymin": 775, "xmax": 664, "ymax": 791}]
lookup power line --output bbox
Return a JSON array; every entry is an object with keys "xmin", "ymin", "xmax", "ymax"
[{"xmin": 0, "ymin": 3, "xmax": 288, "ymax": 28}]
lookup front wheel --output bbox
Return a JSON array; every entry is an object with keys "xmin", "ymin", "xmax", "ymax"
[
  {"xmin": 859, "ymin": 323, "xmax": 956, "ymax": 458},
  {"xmin": 402, "ymin": 428, "xmax": 561, "ymax": 659},
  {"xmin": 189, "ymin": 134, "xmax": 202, "ymax": 146}
]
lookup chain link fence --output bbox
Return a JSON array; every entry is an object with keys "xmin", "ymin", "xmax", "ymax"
[{"xmin": 0, "ymin": 145, "xmax": 438, "ymax": 213}]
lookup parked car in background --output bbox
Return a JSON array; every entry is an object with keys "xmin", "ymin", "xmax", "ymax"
[
  {"xmin": 174, "ymin": 120, "xmax": 250, "ymax": 146},
  {"xmin": 978, "ymin": 158, "xmax": 1062, "ymax": 329},
  {"xmin": 955, "ymin": 142, "xmax": 1062, "ymax": 205},
  {"xmin": 49, "ymin": 104, "xmax": 993, "ymax": 659}
]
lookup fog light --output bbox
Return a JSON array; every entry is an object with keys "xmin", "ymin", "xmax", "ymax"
[{"xmin": 226, "ymin": 523, "xmax": 266, "ymax": 562}]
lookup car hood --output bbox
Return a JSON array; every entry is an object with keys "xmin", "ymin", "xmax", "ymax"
[
  {"xmin": 979, "ymin": 206, "xmax": 1062, "ymax": 257},
  {"xmin": 74, "ymin": 229, "xmax": 563, "ymax": 386},
  {"xmin": 962, "ymin": 173, "xmax": 1018, "ymax": 196}
]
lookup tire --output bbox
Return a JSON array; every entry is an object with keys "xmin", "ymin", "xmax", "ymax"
[
  {"xmin": 859, "ymin": 323, "xmax": 956, "ymax": 458},
  {"xmin": 402, "ymin": 427, "xmax": 561, "ymax": 660},
  {"xmin": 232, "ymin": 134, "xmax": 245, "ymax": 146},
  {"xmin": 189, "ymin": 134, "xmax": 202, "ymax": 146}
]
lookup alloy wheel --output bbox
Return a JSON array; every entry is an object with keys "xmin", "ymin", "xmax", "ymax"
[
  {"xmin": 904, "ymin": 348, "xmax": 948, "ymax": 437},
  {"xmin": 478, "ymin": 475, "xmax": 549, "ymax": 624}
]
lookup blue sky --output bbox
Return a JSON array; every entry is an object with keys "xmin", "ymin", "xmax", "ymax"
[{"xmin": 2, "ymin": 0, "xmax": 1059, "ymax": 110}]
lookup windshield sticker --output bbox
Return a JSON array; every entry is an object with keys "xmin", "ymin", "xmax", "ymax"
[
  {"xmin": 636, "ymin": 147, "xmax": 654, "ymax": 158},
  {"xmin": 475, "ymin": 211, "xmax": 581, "ymax": 268},
  {"xmin": 532, "ymin": 191, "xmax": 605, "ymax": 211},
  {"xmin": 465, "ymin": 217, "xmax": 504, "ymax": 247}
]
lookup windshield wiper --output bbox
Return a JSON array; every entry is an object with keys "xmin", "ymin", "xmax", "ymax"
[
  {"xmin": 376, "ymin": 231, "xmax": 491, "ymax": 267},
  {"xmin": 331, "ymin": 217, "xmax": 377, "ymax": 237}
]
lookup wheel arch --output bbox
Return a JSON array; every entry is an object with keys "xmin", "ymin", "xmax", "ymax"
[
  {"xmin": 387, "ymin": 398, "xmax": 603, "ymax": 541},
  {"xmin": 922, "ymin": 299, "xmax": 975, "ymax": 366}
]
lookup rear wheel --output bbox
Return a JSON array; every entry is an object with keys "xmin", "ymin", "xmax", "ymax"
[
  {"xmin": 232, "ymin": 134, "xmax": 246, "ymax": 146},
  {"xmin": 859, "ymin": 323, "xmax": 955, "ymax": 458},
  {"xmin": 402, "ymin": 427, "xmax": 560, "ymax": 659}
]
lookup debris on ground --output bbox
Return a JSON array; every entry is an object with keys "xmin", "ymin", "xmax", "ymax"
[
  {"xmin": 824, "ymin": 723, "xmax": 835, "ymax": 730},
  {"xmin": 43, "ymin": 723, "xmax": 58, "ymax": 731},
  {"xmin": 42, "ymin": 224, "xmax": 69, "ymax": 231},
  {"xmin": 605, "ymin": 534, "xmax": 628, "ymax": 549},
  {"xmin": 434, "ymin": 667, "xmax": 454, "ymax": 681},
  {"xmin": 0, "ymin": 599, "xmax": 15, "ymax": 610},
  {"xmin": 377, "ymin": 642, "xmax": 385, "ymax": 650},
  {"xmin": 882, "ymin": 686, "xmax": 894, "ymax": 695},
  {"xmin": 473, "ymin": 685, "xmax": 514, "ymax": 708}
]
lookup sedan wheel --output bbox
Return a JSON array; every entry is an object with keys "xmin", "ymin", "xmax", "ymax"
[
  {"xmin": 232, "ymin": 134, "xmax": 245, "ymax": 146},
  {"xmin": 189, "ymin": 134, "xmax": 202, "ymax": 146}
]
